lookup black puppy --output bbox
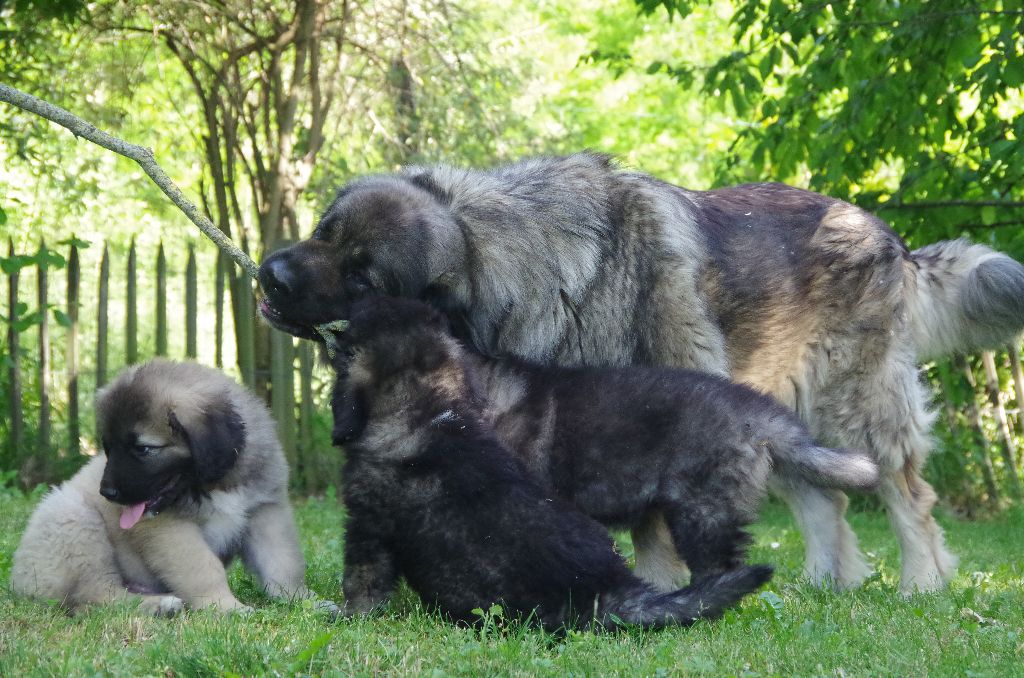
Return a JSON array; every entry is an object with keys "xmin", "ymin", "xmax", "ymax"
[
  {"xmin": 333, "ymin": 298, "xmax": 880, "ymax": 591},
  {"xmin": 331, "ymin": 299, "xmax": 772, "ymax": 629}
]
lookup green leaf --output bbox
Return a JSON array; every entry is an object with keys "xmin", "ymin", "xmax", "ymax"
[
  {"xmin": 981, "ymin": 206, "xmax": 996, "ymax": 226},
  {"xmin": 57, "ymin": 236, "xmax": 91, "ymax": 249},
  {"xmin": 52, "ymin": 309, "xmax": 72, "ymax": 327},
  {"xmin": 0, "ymin": 255, "xmax": 30, "ymax": 275}
]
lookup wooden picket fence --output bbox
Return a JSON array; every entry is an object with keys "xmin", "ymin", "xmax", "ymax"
[
  {"xmin": 2, "ymin": 238, "xmax": 1023, "ymax": 505},
  {"xmin": 2, "ymin": 238, "xmax": 330, "ymax": 492}
]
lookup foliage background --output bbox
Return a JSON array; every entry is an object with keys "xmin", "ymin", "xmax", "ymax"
[{"xmin": 1, "ymin": 0, "xmax": 1023, "ymax": 509}]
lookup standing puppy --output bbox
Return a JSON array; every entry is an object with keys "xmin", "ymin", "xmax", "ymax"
[
  {"xmin": 331, "ymin": 299, "xmax": 772, "ymax": 629},
  {"xmin": 12, "ymin": 359, "xmax": 330, "ymax": 615},
  {"xmin": 332, "ymin": 298, "xmax": 879, "ymax": 585}
]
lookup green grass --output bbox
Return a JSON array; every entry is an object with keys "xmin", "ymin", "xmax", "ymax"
[{"xmin": 1, "ymin": 490, "xmax": 1021, "ymax": 677}]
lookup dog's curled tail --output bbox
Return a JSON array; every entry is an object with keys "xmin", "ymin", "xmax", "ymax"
[
  {"xmin": 602, "ymin": 565, "xmax": 773, "ymax": 629},
  {"xmin": 905, "ymin": 239, "xmax": 1024, "ymax": 361}
]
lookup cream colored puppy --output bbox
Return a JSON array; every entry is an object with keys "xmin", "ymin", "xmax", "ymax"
[{"xmin": 11, "ymin": 359, "xmax": 334, "ymax": 616}]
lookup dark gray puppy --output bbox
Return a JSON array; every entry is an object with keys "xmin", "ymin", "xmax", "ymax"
[
  {"xmin": 331, "ymin": 298, "xmax": 772, "ymax": 630},
  {"xmin": 333, "ymin": 298, "xmax": 878, "ymax": 585},
  {"xmin": 259, "ymin": 153, "xmax": 1024, "ymax": 593}
]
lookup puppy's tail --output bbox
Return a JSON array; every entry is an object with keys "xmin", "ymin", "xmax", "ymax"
[
  {"xmin": 769, "ymin": 440, "xmax": 880, "ymax": 492},
  {"xmin": 905, "ymin": 239, "xmax": 1024, "ymax": 361},
  {"xmin": 601, "ymin": 565, "xmax": 773, "ymax": 629}
]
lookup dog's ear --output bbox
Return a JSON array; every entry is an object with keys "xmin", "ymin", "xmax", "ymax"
[{"xmin": 169, "ymin": 402, "xmax": 246, "ymax": 485}]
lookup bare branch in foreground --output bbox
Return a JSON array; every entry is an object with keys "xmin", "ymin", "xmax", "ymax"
[{"xmin": 0, "ymin": 83, "xmax": 259, "ymax": 279}]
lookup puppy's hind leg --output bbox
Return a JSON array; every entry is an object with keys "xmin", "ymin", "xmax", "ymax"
[
  {"xmin": 631, "ymin": 511, "xmax": 691, "ymax": 592},
  {"xmin": 600, "ymin": 565, "xmax": 773, "ymax": 629}
]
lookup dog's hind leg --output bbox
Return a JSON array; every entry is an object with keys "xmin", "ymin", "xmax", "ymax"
[
  {"xmin": 817, "ymin": 355, "xmax": 956, "ymax": 593},
  {"xmin": 631, "ymin": 511, "xmax": 691, "ymax": 592},
  {"xmin": 769, "ymin": 475, "xmax": 871, "ymax": 589},
  {"xmin": 878, "ymin": 463, "xmax": 958, "ymax": 594}
]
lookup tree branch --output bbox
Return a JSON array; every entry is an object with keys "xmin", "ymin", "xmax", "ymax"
[
  {"xmin": 878, "ymin": 200, "xmax": 1024, "ymax": 210},
  {"xmin": 0, "ymin": 83, "xmax": 258, "ymax": 279}
]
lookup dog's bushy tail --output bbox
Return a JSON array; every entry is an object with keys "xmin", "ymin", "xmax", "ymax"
[
  {"xmin": 770, "ymin": 442, "xmax": 880, "ymax": 492},
  {"xmin": 601, "ymin": 565, "xmax": 773, "ymax": 629},
  {"xmin": 905, "ymin": 239, "xmax": 1024, "ymax": 361}
]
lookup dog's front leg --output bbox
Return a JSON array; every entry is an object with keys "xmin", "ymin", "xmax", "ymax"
[
  {"xmin": 131, "ymin": 519, "xmax": 249, "ymax": 613},
  {"xmin": 341, "ymin": 522, "xmax": 397, "ymax": 616}
]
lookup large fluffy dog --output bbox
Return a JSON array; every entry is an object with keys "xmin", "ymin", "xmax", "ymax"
[
  {"xmin": 332, "ymin": 297, "xmax": 879, "ymax": 583},
  {"xmin": 330, "ymin": 298, "xmax": 773, "ymax": 629},
  {"xmin": 259, "ymin": 153, "xmax": 1024, "ymax": 593},
  {"xmin": 11, "ymin": 359, "xmax": 327, "ymax": 614}
]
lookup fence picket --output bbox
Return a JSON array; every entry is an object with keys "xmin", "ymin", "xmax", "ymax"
[
  {"xmin": 67, "ymin": 240, "xmax": 80, "ymax": 457},
  {"xmin": 6, "ymin": 239, "xmax": 23, "ymax": 469},
  {"xmin": 155, "ymin": 242, "xmax": 167, "ymax": 356},
  {"xmin": 185, "ymin": 244, "xmax": 197, "ymax": 359},
  {"xmin": 126, "ymin": 239, "xmax": 138, "ymax": 365},
  {"xmin": 214, "ymin": 249, "xmax": 225, "ymax": 368},
  {"xmin": 96, "ymin": 243, "xmax": 109, "ymax": 388},
  {"xmin": 37, "ymin": 241, "xmax": 51, "ymax": 466}
]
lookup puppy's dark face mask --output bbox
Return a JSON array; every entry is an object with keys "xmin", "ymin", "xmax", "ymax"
[
  {"xmin": 327, "ymin": 297, "xmax": 478, "ymax": 449},
  {"xmin": 98, "ymin": 386, "xmax": 246, "ymax": 530}
]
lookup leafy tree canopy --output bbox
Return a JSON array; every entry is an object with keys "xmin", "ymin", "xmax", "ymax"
[{"xmin": 617, "ymin": 1, "xmax": 1024, "ymax": 254}]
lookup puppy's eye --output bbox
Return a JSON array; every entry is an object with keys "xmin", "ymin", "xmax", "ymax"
[{"xmin": 134, "ymin": 444, "xmax": 164, "ymax": 457}]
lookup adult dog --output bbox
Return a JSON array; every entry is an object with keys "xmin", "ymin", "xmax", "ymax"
[
  {"xmin": 329, "ymin": 297, "xmax": 773, "ymax": 629},
  {"xmin": 332, "ymin": 297, "xmax": 879, "ymax": 583},
  {"xmin": 259, "ymin": 153, "xmax": 1024, "ymax": 593},
  {"xmin": 11, "ymin": 359, "xmax": 329, "ymax": 614}
]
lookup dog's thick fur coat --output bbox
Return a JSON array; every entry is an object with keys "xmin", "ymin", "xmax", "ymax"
[
  {"xmin": 333, "ymin": 298, "xmax": 879, "ymax": 583},
  {"xmin": 260, "ymin": 153, "xmax": 1024, "ymax": 593},
  {"xmin": 11, "ymin": 360, "xmax": 326, "ymax": 615},
  {"xmin": 331, "ymin": 299, "xmax": 773, "ymax": 629}
]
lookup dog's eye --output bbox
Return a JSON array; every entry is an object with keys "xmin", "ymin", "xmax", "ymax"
[{"xmin": 134, "ymin": 444, "xmax": 163, "ymax": 457}]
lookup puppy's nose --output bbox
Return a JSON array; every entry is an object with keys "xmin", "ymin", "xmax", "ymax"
[
  {"xmin": 99, "ymin": 485, "xmax": 119, "ymax": 501},
  {"xmin": 258, "ymin": 254, "xmax": 297, "ymax": 301}
]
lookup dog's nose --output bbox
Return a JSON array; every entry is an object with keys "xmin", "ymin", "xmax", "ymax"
[
  {"xmin": 258, "ymin": 254, "xmax": 297, "ymax": 301},
  {"xmin": 99, "ymin": 485, "xmax": 119, "ymax": 501}
]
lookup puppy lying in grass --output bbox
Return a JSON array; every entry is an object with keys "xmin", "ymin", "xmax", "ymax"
[
  {"xmin": 330, "ymin": 298, "xmax": 772, "ymax": 629},
  {"xmin": 332, "ymin": 298, "xmax": 880, "ymax": 591},
  {"xmin": 11, "ymin": 360, "xmax": 334, "ymax": 616}
]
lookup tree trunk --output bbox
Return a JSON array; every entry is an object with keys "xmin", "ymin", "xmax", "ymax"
[
  {"xmin": 1007, "ymin": 344, "xmax": 1024, "ymax": 435},
  {"xmin": 981, "ymin": 351, "xmax": 1023, "ymax": 500},
  {"xmin": 958, "ymin": 356, "xmax": 1000, "ymax": 506}
]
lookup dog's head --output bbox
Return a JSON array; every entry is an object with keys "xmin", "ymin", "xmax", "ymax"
[
  {"xmin": 257, "ymin": 174, "xmax": 464, "ymax": 341},
  {"xmin": 327, "ymin": 297, "xmax": 476, "ymax": 448},
  {"xmin": 96, "ymin": 360, "xmax": 246, "ymax": 529}
]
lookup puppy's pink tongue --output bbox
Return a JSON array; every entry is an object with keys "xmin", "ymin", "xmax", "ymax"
[{"xmin": 120, "ymin": 502, "xmax": 146, "ymax": 530}]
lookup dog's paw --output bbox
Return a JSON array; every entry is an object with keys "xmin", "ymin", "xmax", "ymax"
[{"xmin": 139, "ymin": 595, "xmax": 185, "ymax": 617}]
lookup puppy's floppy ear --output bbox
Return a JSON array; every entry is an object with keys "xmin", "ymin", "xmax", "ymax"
[
  {"xmin": 169, "ymin": 401, "xmax": 246, "ymax": 485},
  {"xmin": 331, "ymin": 382, "xmax": 367, "ymax": 446}
]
